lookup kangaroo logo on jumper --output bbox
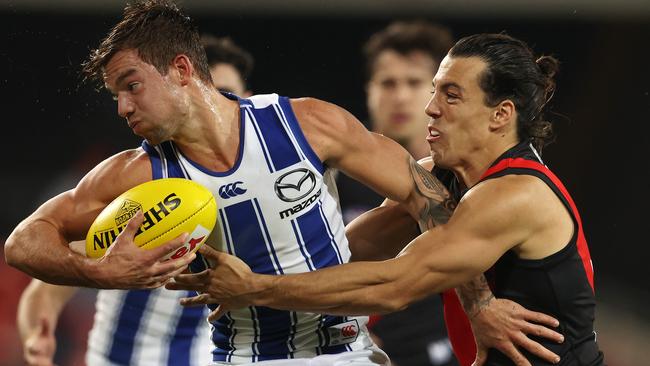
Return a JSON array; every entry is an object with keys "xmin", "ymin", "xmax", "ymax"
[
  {"xmin": 114, "ymin": 199, "xmax": 142, "ymax": 226},
  {"xmin": 274, "ymin": 168, "xmax": 316, "ymax": 202},
  {"xmin": 218, "ymin": 181, "xmax": 247, "ymax": 199}
]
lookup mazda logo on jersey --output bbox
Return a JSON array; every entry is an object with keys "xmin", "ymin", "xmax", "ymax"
[
  {"xmin": 274, "ymin": 168, "xmax": 316, "ymax": 202},
  {"xmin": 218, "ymin": 181, "xmax": 247, "ymax": 199}
]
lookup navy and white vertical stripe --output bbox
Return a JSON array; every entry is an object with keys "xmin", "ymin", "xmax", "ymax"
[
  {"xmin": 86, "ymin": 287, "xmax": 212, "ymax": 366},
  {"xmin": 140, "ymin": 93, "xmax": 372, "ymax": 364}
]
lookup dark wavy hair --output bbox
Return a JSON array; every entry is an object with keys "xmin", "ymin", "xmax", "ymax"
[
  {"xmin": 364, "ymin": 20, "xmax": 454, "ymax": 80},
  {"xmin": 82, "ymin": 0, "xmax": 211, "ymax": 88},
  {"xmin": 449, "ymin": 33, "xmax": 559, "ymax": 154}
]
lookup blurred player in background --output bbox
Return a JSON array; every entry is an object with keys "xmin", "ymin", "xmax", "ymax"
[
  {"xmin": 15, "ymin": 32, "xmax": 256, "ymax": 366},
  {"xmin": 201, "ymin": 34, "xmax": 254, "ymax": 97},
  {"xmin": 337, "ymin": 20, "xmax": 458, "ymax": 366}
]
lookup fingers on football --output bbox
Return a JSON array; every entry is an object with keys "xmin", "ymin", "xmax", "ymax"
[
  {"xmin": 149, "ymin": 253, "xmax": 195, "ymax": 280},
  {"xmin": 513, "ymin": 333, "xmax": 560, "ymax": 364},
  {"xmin": 123, "ymin": 210, "xmax": 145, "ymax": 238},
  {"xmin": 148, "ymin": 232, "xmax": 189, "ymax": 260}
]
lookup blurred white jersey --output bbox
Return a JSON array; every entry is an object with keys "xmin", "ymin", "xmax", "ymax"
[
  {"xmin": 86, "ymin": 287, "xmax": 212, "ymax": 365},
  {"xmin": 142, "ymin": 93, "xmax": 377, "ymax": 364}
]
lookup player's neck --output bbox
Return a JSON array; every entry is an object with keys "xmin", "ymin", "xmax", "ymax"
[
  {"xmin": 452, "ymin": 138, "xmax": 519, "ymax": 188},
  {"xmin": 174, "ymin": 88, "xmax": 242, "ymax": 172}
]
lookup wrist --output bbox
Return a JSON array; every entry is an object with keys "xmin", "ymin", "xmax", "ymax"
[
  {"xmin": 250, "ymin": 274, "xmax": 279, "ymax": 307},
  {"xmin": 467, "ymin": 292, "xmax": 495, "ymax": 319},
  {"xmin": 79, "ymin": 254, "xmax": 108, "ymax": 288}
]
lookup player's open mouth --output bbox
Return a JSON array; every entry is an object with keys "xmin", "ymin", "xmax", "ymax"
[{"xmin": 427, "ymin": 127, "xmax": 441, "ymax": 142}]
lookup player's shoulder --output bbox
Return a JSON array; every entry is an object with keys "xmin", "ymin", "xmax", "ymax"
[
  {"xmin": 461, "ymin": 174, "xmax": 549, "ymax": 221},
  {"xmin": 92, "ymin": 148, "xmax": 150, "ymax": 177},
  {"xmin": 288, "ymin": 97, "xmax": 350, "ymax": 124},
  {"xmin": 75, "ymin": 148, "xmax": 152, "ymax": 202}
]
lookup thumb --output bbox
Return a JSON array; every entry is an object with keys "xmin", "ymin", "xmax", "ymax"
[{"xmin": 472, "ymin": 346, "xmax": 488, "ymax": 366}]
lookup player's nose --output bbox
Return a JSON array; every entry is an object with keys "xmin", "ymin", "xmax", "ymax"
[{"xmin": 117, "ymin": 93, "xmax": 134, "ymax": 119}]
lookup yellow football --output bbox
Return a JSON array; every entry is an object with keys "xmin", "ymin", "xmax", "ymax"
[{"xmin": 85, "ymin": 178, "xmax": 217, "ymax": 259}]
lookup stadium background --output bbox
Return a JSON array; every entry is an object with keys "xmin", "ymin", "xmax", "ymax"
[{"xmin": 1, "ymin": 0, "xmax": 648, "ymax": 364}]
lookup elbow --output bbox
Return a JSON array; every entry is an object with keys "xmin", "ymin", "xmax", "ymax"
[{"xmin": 4, "ymin": 235, "xmax": 23, "ymax": 269}]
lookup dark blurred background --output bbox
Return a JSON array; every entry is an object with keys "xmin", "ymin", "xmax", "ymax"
[{"xmin": 1, "ymin": 0, "xmax": 649, "ymax": 365}]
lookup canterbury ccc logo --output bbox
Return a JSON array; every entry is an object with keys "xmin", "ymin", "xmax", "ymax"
[
  {"xmin": 274, "ymin": 168, "xmax": 316, "ymax": 202},
  {"xmin": 341, "ymin": 325, "xmax": 357, "ymax": 337},
  {"xmin": 218, "ymin": 181, "xmax": 247, "ymax": 199}
]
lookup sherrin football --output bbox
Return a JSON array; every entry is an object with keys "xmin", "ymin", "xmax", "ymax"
[{"xmin": 85, "ymin": 178, "xmax": 217, "ymax": 259}]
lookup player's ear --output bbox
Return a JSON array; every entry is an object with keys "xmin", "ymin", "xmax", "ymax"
[
  {"xmin": 172, "ymin": 54, "xmax": 193, "ymax": 86},
  {"xmin": 489, "ymin": 99, "xmax": 515, "ymax": 131}
]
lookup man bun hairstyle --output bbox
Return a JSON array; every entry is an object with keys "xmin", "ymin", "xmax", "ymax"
[
  {"xmin": 449, "ymin": 33, "xmax": 559, "ymax": 154},
  {"xmin": 83, "ymin": 0, "xmax": 211, "ymax": 88}
]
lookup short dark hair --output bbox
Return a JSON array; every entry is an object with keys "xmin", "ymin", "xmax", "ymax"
[
  {"xmin": 364, "ymin": 20, "xmax": 454, "ymax": 79},
  {"xmin": 82, "ymin": 0, "xmax": 211, "ymax": 88},
  {"xmin": 449, "ymin": 33, "xmax": 559, "ymax": 153},
  {"xmin": 200, "ymin": 34, "xmax": 254, "ymax": 87}
]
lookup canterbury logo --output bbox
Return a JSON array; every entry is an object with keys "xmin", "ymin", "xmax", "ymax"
[
  {"xmin": 218, "ymin": 181, "xmax": 247, "ymax": 199},
  {"xmin": 341, "ymin": 325, "xmax": 357, "ymax": 337}
]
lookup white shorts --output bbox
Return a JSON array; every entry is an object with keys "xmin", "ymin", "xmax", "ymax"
[{"xmin": 209, "ymin": 346, "xmax": 390, "ymax": 366}]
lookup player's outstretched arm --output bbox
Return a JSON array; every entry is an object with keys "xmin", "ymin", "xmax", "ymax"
[
  {"xmin": 17, "ymin": 279, "xmax": 77, "ymax": 366},
  {"xmin": 169, "ymin": 178, "xmax": 523, "ymax": 313},
  {"xmin": 290, "ymin": 98, "xmax": 454, "ymax": 228},
  {"xmin": 5, "ymin": 149, "xmax": 193, "ymax": 288}
]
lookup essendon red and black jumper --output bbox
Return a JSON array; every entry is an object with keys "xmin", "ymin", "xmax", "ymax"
[{"xmin": 435, "ymin": 140, "xmax": 604, "ymax": 366}]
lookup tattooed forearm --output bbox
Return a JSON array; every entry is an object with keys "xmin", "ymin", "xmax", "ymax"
[
  {"xmin": 408, "ymin": 157, "xmax": 457, "ymax": 231},
  {"xmin": 456, "ymin": 275, "xmax": 495, "ymax": 319}
]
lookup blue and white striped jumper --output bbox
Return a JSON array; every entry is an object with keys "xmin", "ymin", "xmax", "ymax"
[
  {"xmin": 142, "ymin": 93, "xmax": 375, "ymax": 364},
  {"xmin": 86, "ymin": 280, "xmax": 211, "ymax": 364}
]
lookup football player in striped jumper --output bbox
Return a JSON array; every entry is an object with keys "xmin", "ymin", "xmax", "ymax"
[
  {"xmin": 5, "ymin": 0, "xmax": 435, "ymax": 364},
  {"xmin": 14, "ymin": 28, "xmax": 255, "ymax": 366}
]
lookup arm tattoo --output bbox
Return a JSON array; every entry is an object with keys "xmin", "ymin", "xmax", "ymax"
[
  {"xmin": 408, "ymin": 157, "xmax": 457, "ymax": 231},
  {"xmin": 407, "ymin": 158, "xmax": 497, "ymax": 317},
  {"xmin": 456, "ymin": 275, "xmax": 495, "ymax": 319}
]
